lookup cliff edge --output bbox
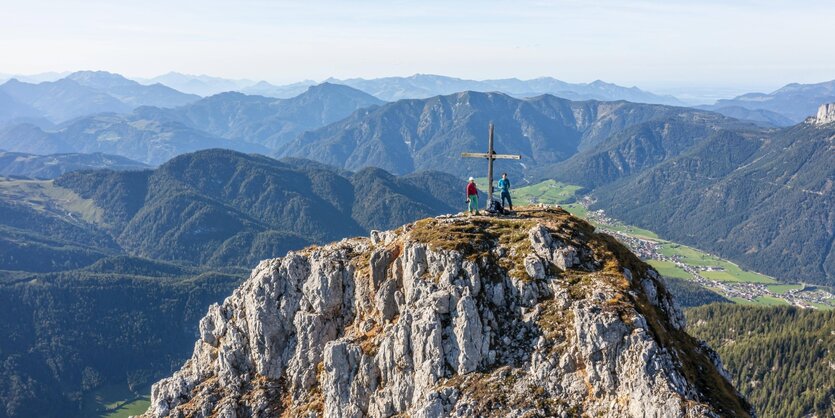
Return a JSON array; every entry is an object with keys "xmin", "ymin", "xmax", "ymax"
[
  {"xmin": 814, "ymin": 103, "xmax": 835, "ymax": 126},
  {"xmin": 142, "ymin": 208, "xmax": 753, "ymax": 417}
]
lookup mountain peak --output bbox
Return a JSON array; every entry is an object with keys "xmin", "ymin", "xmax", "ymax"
[
  {"xmin": 143, "ymin": 207, "xmax": 751, "ymax": 417},
  {"xmin": 66, "ymin": 70, "xmax": 136, "ymax": 88},
  {"xmin": 293, "ymin": 82, "xmax": 385, "ymax": 106},
  {"xmin": 1, "ymin": 78, "xmax": 23, "ymax": 86},
  {"xmin": 306, "ymin": 81, "xmax": 348, "ymax": 91}
]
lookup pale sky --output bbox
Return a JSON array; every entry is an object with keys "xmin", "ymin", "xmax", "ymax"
[{"xmin": 1, "ymin": 0, "xmax": 833, "ymax": 94}]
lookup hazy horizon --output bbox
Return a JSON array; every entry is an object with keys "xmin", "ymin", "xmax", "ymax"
[
  {"xmin": 2, "ymin": 0, "xmax": 834, "ymax": 100},
  {"xmin": 2, "ymin": 68, "xmax": 825, "ymax": 104}
]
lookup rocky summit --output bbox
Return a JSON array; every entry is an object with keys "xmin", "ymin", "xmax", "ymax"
[
  {"xmin": 142, "ymin": 208, "xmax": 752, "ymax": 418},
  {"xmin": 813, "ymin": 103, "xmax": 835, "ymax": 125}
]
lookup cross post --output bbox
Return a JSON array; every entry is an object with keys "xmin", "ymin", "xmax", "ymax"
[{"xmin": 461, "ymin": 123, "xmax": 522, "ymax": 209}]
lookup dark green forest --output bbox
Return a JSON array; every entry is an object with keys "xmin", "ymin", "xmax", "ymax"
[
  {"xmin": 0, "ymin": 268, "xmax": 241, "ymax": 417},
  {"xmin": 663, "ymin": 277, "xmax": 730, "ymax": 307},
  {"xmin": 686, "ymin": 304, "xmax": 835, "ymax": 418}
]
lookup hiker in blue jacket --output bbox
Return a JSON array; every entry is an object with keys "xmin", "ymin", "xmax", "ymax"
[{"xmin": 498, "ymin": 172, "xmax": 513, "ymax": 211}]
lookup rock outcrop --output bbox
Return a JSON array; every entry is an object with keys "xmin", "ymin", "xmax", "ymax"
[
  {"xmin": 813, "ymin": 103, "xmax": 835, "ymax": 125},
  {"xmin": 142, "ymin": 208, "xmax": 753, "ymax": 417}
]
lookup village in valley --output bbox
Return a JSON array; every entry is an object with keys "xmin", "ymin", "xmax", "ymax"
[{"xmin": 511, "ymin": 179, "xmax": 835, "ymax": 309}]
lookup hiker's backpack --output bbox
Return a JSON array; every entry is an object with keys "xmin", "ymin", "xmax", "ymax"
[{"xmin": 487, "ymin": 199, "xmax": 506, "ymax": 214}]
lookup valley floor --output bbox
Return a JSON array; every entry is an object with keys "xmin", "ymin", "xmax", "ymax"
[{"xmin": 510, "ymin": 179, "xmax": 835, "ymax": 309}]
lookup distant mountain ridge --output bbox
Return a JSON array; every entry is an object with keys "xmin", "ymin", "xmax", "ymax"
[
  {"xmin": 1, "ymin": 71, "xmax": 829, "ymax": 286},
  {"xmin": 700, "ymin": 79, "xmax": 835, "ymax": 123},
  {"xmin": 280, "ymin": 90, "xmax": 732, "ymax": 177},
  {"xmin": 0, "ymin": 71, "xmax": 200, "ymax": 124},
  {"xmin": 0, "ymin": 90, "xmax": 41, "ymax": 124},
  {"xmin": 137, "ymin": 72, "xmax": 257, "ymax": 97},
  {"xmin": 0, "ymin": 150, "xmax": 149, "ymax": 178},
  {"xmin": 139, "ymin": 72, "xmax": 683, "ymax": 104},
  {"xmin": 328, "ymin": 74, "xmax": 685, "ymax": 105},
  {"xmin": 164, "ymin": 82, "xmax": 384, "ymax": 149},
  {"xmin": 0, "ymin": 78, "xmax": 132, "ymax": 123},
  {"xmin": 0, "ymin": 83, "xmax": 381, "ymax": 164},
  {"xmin": 240, "ymin": 80, "xmax": 318, "ymax": 98},
  {"xmin": 0, "ymin": 113, "xmax": 265, "ymax": 165},
  {"xmin": 700, "ymin": 105, "xmax": 794, "ymax": 127},
  {"xmin": 66, "ymin": 70, "xmax": 200, "ymax": 108}
]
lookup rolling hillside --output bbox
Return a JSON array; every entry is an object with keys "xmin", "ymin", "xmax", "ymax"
[
  {"xmin": 0, "ymin": 151, "xmax": 148, "ymax": 179},
  {"xmin": 0, "ymin": 83, "xmax": 383, "ymax": 164},
  {"xmin": 700, "ymin": 79, "xmax": 835, "ymax": 123},
  {"xmin": 0, "ymin": 149, "xmax": 465, "ymax": 418}
]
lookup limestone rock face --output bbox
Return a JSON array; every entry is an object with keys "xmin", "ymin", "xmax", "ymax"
[
  {"xmin": 142, "ymin": 208, "xmax": 753, "ymax": 418},
  {"xmin": 814, "ymin": 103, "xmax": 835, "ymax": 125}
]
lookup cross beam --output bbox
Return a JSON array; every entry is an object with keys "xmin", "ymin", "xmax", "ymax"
[
  {"xmin": 460, "ymin": 153, "xmax": 521, "ymax": 160},
  {"xmin": 461, "ymin": 123, "xmax": 522, "ymax": 208}
]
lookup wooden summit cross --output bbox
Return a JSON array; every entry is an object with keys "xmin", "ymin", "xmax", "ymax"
[{"xmin": 461, "ymin": 123, "xmax": 522, "ymax": 208}]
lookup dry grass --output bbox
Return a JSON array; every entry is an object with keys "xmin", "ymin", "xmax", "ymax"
[
  {"xmin": 357, "ymin": 322, "xmax": 383, "ymax": 357},
  {"xmin": 535, "ymin": 299, "xmax": 575, "ymax": 354},
  {"xmin": 440, "ymin": 366, "xmax": 572, "ymax": 417},
  {"xmin": 409, "ymin": 208, "xmax": 583, "ymax": 282}
]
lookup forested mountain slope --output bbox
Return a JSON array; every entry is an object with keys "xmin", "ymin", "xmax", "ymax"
[
  {"xmin": 687, "ymin": 304, "xmax": 835, "ymax": 418},
  {"xmin": 155, "ymin": 82, "xmax": 384, "ymax": 149},
  {"xmin": 281, "ymin": 91, "xmax": 727, "ymax": 177},
  {"xmin": 591, "ymin": 121, "xmax": 834, "ymax": 285}
]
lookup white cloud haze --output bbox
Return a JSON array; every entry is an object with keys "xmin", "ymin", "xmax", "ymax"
[{"xmin": 1, "ymin": 0, "xmax": 833, "ymax": 92}]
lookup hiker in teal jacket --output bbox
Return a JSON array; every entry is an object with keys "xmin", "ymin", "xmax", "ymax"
[{"xmin": 498, "ymin": 172, "xmax": 513, "ymax": 210}]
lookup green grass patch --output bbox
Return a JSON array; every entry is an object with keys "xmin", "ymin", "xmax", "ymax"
[
  {"xmin": 102, "ymin": 397, "xmax": 150, "ymax": 418},
  {"xmin": 0, "ymin": 178, "xmax": 106, "ymax": 226},
  {"xmin": 595, "ymin": 221, "xmax": 660, "ymax": 240},
  {"xmin": 659, "ymin": 243, "xmax": 715, "ymax": 265},
  {"xmin": 660, "ymin": 243, "xmax": 776, "ymax": 284},
  {"xmin": 727, "ymin": 296, "xmax": 789, "ymax": 306},
  {"xmin": 81, "ymin": 383, "xmax": 150, "ymax": 418},
  {"xmin": 701, "ymin": 268, "xmax": 776, "ymax": 284},
  {"xmin": 727, "ymin": 297, "xmax": 759, "ymax": 306},
  {"xmin": 474, "ymin": 179, "xmax": 582, "ymax": 207},
  {"xmin": 561, "ymin": 203, "xmax": 587, "ymax": 218},
  {"xmin": 509, "ymin": 179, "xmax": 583, "ymax": 205},
  {"xmin": 752, "ymin": 296, "xmax": 790, "ymax": 306},
  {"xmin": 647, "ymin": 260, "xmax": 691, "ymax": 280},
  {"xmin": 766, "ymin": 284, "xmax": 803, "ymax": 294}
]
